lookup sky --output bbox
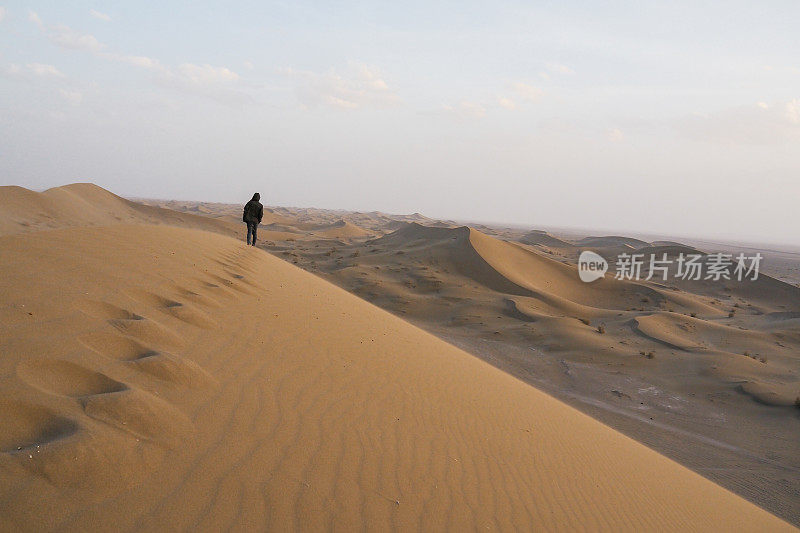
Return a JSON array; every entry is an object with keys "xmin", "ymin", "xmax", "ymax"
[{"xmin": 1, "ymin": 1, "xmax": 799, "ymax": 245}]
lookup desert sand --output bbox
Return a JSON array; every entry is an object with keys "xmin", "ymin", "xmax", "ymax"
[
  {"xmin": 157, "ymin": 199, "xmax": 800, "ymax": 523},
  {"xmin": 0, "ymin": 184, "xmax": 796, "ymax": 531}
]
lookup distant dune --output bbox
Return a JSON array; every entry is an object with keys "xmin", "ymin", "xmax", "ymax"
[
  {"xmin": 0, "ymin": 185, "xmax": 796, "ymax": 530},
  {"xmin": 576, "ymin": 235, "xmax": 651, "ymax": 248},
  {"xmin": 520, "ymin": 229, "xmax": 574, "ymax": 248},
  {"xmin": 309, "ymin": 219, "xmax": 371, "ymax": 239},
  {"xmin": 1, "ymin": 184, "xmax": 239, "ymax": 237}
]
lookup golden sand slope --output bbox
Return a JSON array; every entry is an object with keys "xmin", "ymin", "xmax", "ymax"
[
  {"xmin": 0, "ymin": 224, "xmax": 792, "ymax": 531},
  {"xmin": 0, "ymin": 183, "xmax": 239, "ymax": 237}
]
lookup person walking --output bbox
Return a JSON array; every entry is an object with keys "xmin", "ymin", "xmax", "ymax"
[{"xmin": 242, "ymin": 192, "xmax": 263, "ymax": 246}]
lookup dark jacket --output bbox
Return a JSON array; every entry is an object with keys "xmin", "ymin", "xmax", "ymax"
[{"xmin": 243, "ymin": 193, "xmax": 263, "ymax": 224}]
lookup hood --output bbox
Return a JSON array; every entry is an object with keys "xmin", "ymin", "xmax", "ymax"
[{"xmin": 251, "ymin": 193, "xmax": 260, "ymax": 201}]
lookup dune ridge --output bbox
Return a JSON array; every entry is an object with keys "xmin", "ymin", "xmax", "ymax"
[{"xmin": 0, "ymin": 183, "xmax": 239, "ymax": 237}]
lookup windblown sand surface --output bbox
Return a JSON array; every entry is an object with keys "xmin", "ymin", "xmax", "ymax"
[
  {"xmin": 1, "ymin": 185, "xmax": 796, "ymax": 530},
  {"xmin": 162, "ymin": 201, "xmax": 800, "ymax": 523}
]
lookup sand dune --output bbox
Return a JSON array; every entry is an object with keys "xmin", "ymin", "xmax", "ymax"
[
  {"xmin": 0, "ymin": 224, "xmax": 792, "ymax": 531},
  {"xmin": 576, "ymin": 235, "xmax": 651, "ymax": 248},
  {"xmin": 1, "ymin": 184, "xmax": 239, "ymax": 237},
  {"xmin": 309, "ymin": 219, "xmax": 372, "ymax": 239},
  {"xmin": 0, "ymin": 188, "xmax": 795, "ymax": 530},
  {"xmin": 520, "ymin": 230, "xmax": 574, "ymax": 248},
  {"xmin": 268, "ymin": 218, "xmax": 800, "ymax": 522}
]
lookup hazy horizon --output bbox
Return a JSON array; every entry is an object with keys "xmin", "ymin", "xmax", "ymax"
[{"xmin": 2, "ymin": 1, "xmax": 798, "ymax": 245}]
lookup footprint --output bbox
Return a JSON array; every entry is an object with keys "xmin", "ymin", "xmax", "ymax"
[
  {"xmin": 217, "ymin": 257, "xmax": 257, "ymax": 275},
  {"xmin": 124, "ymin": 289, "xmax": 217, "ymax": 329},
  {"xmin": 123, "ymin": 289, "xmax": 182, "ymax": 310},
  {"xmin": 109, "ymin": 316, "xmax": 183, "ymax": 348},
  {"xmin": 79, "ymin": 333, "xmax": 159, "ymax": 361},
  {"xmin": 81, "ymin": 389, "xmax": 193, "ymax": 447},
  {"xmin": 207, "ymin": 273, "xmax": 258, "ymax": 295},
  {"xmin": 166, "ymin": 303, "xmax": 217, "ymax": 329},
  {"xmin": 79, "ymin": 333, "xmax": 215, "ymax": 388},
  {"xmin": 16, "ymin": 359, "xmax": 192, "ymax": 448},
  {"xmin": 195, "ymin": 279, "xmax": 237, "ymax": 300},
  {"xmin": 75, "ymin": 300, "xmax": 144, "ymax": 321},
  {"xmin": 129, "ymin": 351, "xmax": 216, "ymax": 388},
  {"xmin": 17, "ymin": 359, "xmax": 127, "ymax": 398},
  {"xmin": 76, "ymin": 300, "xmax": 182, "ymax": 347},
  {"xmin": 175, "ymin": 287, "xmax": 221, "ymax": 308},
  {"xmin": 222, "ymin": 268, "xmax": 263, "ymax": 287},
  {"xmin": 0, "ymin": 401, "xmax": 78, "ymax": 453}
]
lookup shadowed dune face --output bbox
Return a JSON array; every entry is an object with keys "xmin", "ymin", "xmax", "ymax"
[
  {"xmin": 0, "ymin": 205, "xmax": 795, "ymax": 530},
  {"xmin": 296, "ymin": 221, "xmax": 799, "ymax": 404}
]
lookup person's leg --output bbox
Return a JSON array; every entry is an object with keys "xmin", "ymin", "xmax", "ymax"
[
  {"xmin": 246, "ymin": 223, "xmax": 253, "ymax": 245},
  {"xmin": 251, "ymin": 223, "xmax": 257, "ymax": 246}
]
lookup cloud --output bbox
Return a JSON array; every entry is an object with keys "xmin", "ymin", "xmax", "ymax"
[
  {"xmin": 90, "ymin": 9, "xmax": 111, "ymax": 21},
  {"xmin": 497, "ymin": 96, "xmax": 516, "ymax": 110},
  {"xmin": 282, "ymin": 62, "xmax": 400, "ymax": 109},
  {"xmin": 25, "ymin": 11, "xmax": 246, "ymax": 104},
  {"xmin": 606, "ymin": 128, "xmax": 624, "ymax": 142},
  {"xmin": 2, "ymin": 63, "xmax": 21, "ymax": 77},
  {"xmin": 677, "ymin": 100, "xmax": 800, "ymax": 145},
  {"xmin": 786, "ymin": 99, "xmax": 799, "ymax": 124},
  {"xmin": 511, "ymin": 82, "xmax": 544, "ymax": 102},
  {"xmin": 152, "ymin": 62, "xmax": 251, "ymax": 105},
  {"xmin": 28, "ymin": 12, "xmax": 105, "ymax": 52},
  {"xmin": 49, "ymin": 23, "xmax": 105, "ymax": 52},
  {"xmin": 545, "ymin": 62, "xmax": 574, "ymax": 75},
  {"xmin": 176, "ymin": 63, "xmax": 239, "ymax": 84},
  {"xmin": 111, "ymin": 56, "xmax": 244, "ymax": 99},
  {"xmin": 116, "ymin": 54, "xmax": 162, "ymax": 70},
  {"xmin": 59, "ymin": 88, "xmax": 83, "ymax": 105},
  {"xmin": 28, "ymin": 10, "xmax": 44, "ymax": 29},
  {"xmin": 442, "ymin": 101, "xmax": 486, "ymax": 119},
  {"xmin": 0, "ymin": 7, "xmax": 6, "ymax": 23},
  {"xmin": 27, "ymin": 63, "xmax": 64, "ymax": 77},
  {"xmin": 2, "ymin": 62, "xmax": 68, "ymax": 81}
]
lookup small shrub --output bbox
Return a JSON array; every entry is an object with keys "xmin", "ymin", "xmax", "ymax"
[
  {"xmin": 743, "ymin": 351, "xmax": 750, "ymax": 357},
  {"xmin": 759, "ymin": 357, "xmax": 767, "ymax": 364},
  {"xmin": 690, "ymin": 312, "xmax": 697, "ymax": 318},
  {"xmin": 597, "ymin": 325, "xmax": 605, "ymax": 334},
  {"xmin": 578, "ymin": 318, "xmax": 591, "ymax": 326},
  {"xmin": 795, "ymin": 397, "xmax": 800, "ymax": 409},
  {"xmin": 646, "ymin": 351, "xmax": 655, "ymax": 359},
  {"xmin": 728, "ymin": 311, "xmax": 735, "ymax": 318}
]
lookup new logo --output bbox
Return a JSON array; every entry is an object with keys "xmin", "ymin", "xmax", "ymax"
[{"xmin": 578, "ymin": 250, "xmax": 608, "ymax": 282}]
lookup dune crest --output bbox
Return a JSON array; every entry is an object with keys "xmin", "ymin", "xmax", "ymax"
[{"xmin": 0, "ymin": 183, "xmax": 239, "ymax": 236}]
